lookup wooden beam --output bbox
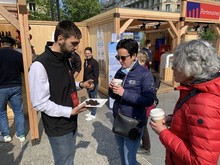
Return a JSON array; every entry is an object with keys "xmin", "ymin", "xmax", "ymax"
[
  {"xmin": 17, "ymin": 0, "xmax": 39, "ymax": 143},
  {"xmin": 119, "ymin": 18, "xmax": 134, "ymax": 34},
  {"xmin": 114, "ymin": 13, "xmax": 120, "ymax": 39},
  {"xmin": 212, "ymin": 25, "xmax": 220, "ymax": 55},
  {"xmin": 0, "ymin": 4, "xmax": 19, "ymax": 29},
  {"xmin": 180, "ymin": 25, "xmax": 189, "ymax": 36},
  {"xmin": 1, "ymin": 4, "xmax": 17, "ymax": 12},
  {"xmin": 167, "ymin": 28, "xmax": 175, "ymax": 39},
  {"xmin": 212, "ymin": 25, "xmax": 220, "ymax": 36},
  {"xmin": 167, "ymin": 21, "xmax": 178, "ymax": 38},
  {"xmin": 143, "ymin": 29, "xmax": 167, "ymax": 34}
]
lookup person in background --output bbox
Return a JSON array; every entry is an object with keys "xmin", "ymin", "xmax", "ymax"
[
  {"xmin": 0, "ymin": 36, "xmax": 25, "ymax": 143},
  {"xmin": 28, "ymin": 20, "xmax": 94, "ymax": 165},
  {"xmin": 83, "ymin": 47, "xmax": 99, "ymax": 121},
  {"xmin": 68, "ymin": 52, "xmax": 82, "ymax": 79},
  {"xmin": 151, "ymin": 40, "xmax": 220, "ymax": 165},
  {"xmin": 137, "ymin": 50, "xmax": 149, "ymax": 68},
  {"xmin": 142, "ymin": 39, "xmax": 152, "ymax": 70},
  {"xmin": 109, "ymin": 39, "xmax": 156, "ymax": 165},
  {"xmin": 136, "ymin": 51, "xmax": 151, "ymax": 155}
]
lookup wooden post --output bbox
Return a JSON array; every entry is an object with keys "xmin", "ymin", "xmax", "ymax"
[
  {"xmin": 17, "ymin": 0, "xmax": 39, "ymax": 143},
  {"xmin": 171, "ymin": 0, "xmax": 187, "ymax": 87},
  {"xmin": 114, "ymin": 11, "xmax": 120, "ymax": 40},
  {"xmin": 212, "ymin": 25, "xmax": 220, "ymax": 55},
  {"xmin": 167, "ymin": 28, "xmax": 175, "ymax": 52}
]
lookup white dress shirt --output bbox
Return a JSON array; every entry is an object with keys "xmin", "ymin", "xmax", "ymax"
[{"xmin": 28, "ymin": 61, "xmax": 81, "ymax": 118}]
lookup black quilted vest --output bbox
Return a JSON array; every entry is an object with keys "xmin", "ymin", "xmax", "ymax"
[{"xmin": 35, "ymin": 46, "xmax": 77, "ymax": 137}]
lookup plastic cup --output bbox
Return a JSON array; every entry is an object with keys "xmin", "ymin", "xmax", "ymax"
[
  {"xmin": 150, "ymin": 108, "xmax": 165, "ymax": 125},
  {"xmin": 113, "ymin": 79, "xmax": 123, "ymax": 86}
]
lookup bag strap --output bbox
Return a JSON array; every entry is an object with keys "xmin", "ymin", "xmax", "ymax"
[
  {"xmin": 175, "ymin": 89, "xmax": 201, "ymax": 111},
  {"xmin": 118, "ymin": 73, "xmax": 128, "ymax": 114}
]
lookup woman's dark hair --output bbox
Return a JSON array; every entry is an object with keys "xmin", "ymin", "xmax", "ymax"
[
  {"xmin": 54, "ymin": 20, "xmax": 82, "ymax": 42},
  {"xmin": 116, "ymin": 39, "xmax": 138, "ymax": 57},
  {"xmin": 145, "ymin": 39, "xmax": 151, "ymax": 45},
  {"xmin": 84, "ymin": 47, "xmax": 92, "ymax": 53}
]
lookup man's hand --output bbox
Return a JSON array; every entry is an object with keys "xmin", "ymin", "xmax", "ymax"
[
  {"xmin": 80, "ymin": 79, "xmax": 94, "ymax": 90},
  {"xmin": 71, "ymin": 102, "xmax": 88, "ymax": 115}
]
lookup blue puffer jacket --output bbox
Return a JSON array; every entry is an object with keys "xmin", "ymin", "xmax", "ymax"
[{"xmin": 109, "ymin": 61, "xmax": 156, "ymax": 125}]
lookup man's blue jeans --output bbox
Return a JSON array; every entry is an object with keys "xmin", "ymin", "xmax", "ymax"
[
  {"xmin": 87, "ymin": 84, "xmax": 98, "ymax": 116},
  {"xmin": 48, "ymin": 131, "xmax": 77, "ymax": 165},
  {"xmin": 114, "ymin": 128, "xmax": 144, "ymax": 165},
  {"xmin": 0, "ymin": 86, "xmax": 25, "ymax": 137}
]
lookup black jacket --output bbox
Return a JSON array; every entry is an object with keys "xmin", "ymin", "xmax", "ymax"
[
  {"xmin": 83, "ymin": 57, "xmax": 99, "ymax": 85},
  {"xmin": 0, "ymin": 47, "xmax": 23, "ymax": 88}
]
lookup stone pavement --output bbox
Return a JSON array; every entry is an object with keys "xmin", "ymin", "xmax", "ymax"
[{"xmin": 0, "ymin": 86, "xmax": 214, "ymax": 165}]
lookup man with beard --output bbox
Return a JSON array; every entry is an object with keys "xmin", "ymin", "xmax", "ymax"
[{"xmin": 28, "ymin": 21, "xmax": 93, "ymax": 165}]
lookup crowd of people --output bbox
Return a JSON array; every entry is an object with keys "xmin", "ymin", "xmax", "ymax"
[{"xmin": 0, "ymin": 20, "xmax": 220, "ymax": 165}]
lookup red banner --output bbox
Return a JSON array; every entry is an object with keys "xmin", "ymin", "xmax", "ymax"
[
  {"xmin": 187, "ymin": 2, "xmax": 220, "ymax": 20},
  {"xmin": 200, "ymin": 3, "xmax": 220, "ymax": 20}
]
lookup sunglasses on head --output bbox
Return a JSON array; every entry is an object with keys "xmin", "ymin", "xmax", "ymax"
[
  {"xmin": 115, "ymin": 54, "xmax": 130, "ymax": 61},
  {"xmin": 71, "ymin": 41, "xmax": 80, "ymax": 47}
]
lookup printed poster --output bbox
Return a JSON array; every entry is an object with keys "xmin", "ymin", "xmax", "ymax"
[
  {"xmin": 108, "ymin": 42, "xmax": 121, "ymax": 109},
  {"xmin": 97, "ymin": 29, "xmax": 106, "ymax": 77}
]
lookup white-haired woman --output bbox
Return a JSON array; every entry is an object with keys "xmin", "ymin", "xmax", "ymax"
[{"xmin": 151, "ymin": 40, "xmax": 220, "ymax": 165}]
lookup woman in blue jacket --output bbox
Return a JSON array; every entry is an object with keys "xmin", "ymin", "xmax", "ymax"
[{"xmin": 109, "ymin": 39, "xmax": 156, "ymax": 165}]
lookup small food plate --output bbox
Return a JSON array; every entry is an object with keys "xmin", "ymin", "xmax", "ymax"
[{"xmin": 79, "ymin": 99, "xmax": 108, "ymax": 108}]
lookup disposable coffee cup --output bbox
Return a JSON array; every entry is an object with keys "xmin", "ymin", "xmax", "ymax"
[
  {"xmin": 113, "ymin": 79, "xmax": 123, "ymax": 86},
  {"xmin": 150, "ymin": 108, "xmax": 165, "ymax": 125}
]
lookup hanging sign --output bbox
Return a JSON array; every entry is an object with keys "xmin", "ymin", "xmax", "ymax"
[{"xmin": 186, "ymin": 1, "xmax": 220, "ymax": 20}]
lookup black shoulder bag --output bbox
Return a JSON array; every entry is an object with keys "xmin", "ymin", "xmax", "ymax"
[{"xmin": 112, "ymin": 109, "xmax": 144, "ymax": 141}]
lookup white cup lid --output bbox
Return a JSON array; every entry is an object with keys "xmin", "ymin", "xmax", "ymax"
[
  {"xmin": 150, "ymin": 108, "xmax": 165, "ymax": 117},
  {"xmin": 114, "ymin": 79, "xmax": 123, "ymax": 83}
]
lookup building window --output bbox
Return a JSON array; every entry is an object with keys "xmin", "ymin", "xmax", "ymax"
[
  {"xmin": 176, "ymin": 4, "xmax": 180, "ymax": 12},
  {"xmin": 166, "ymin": 4, "xmax": 171, "ymax": 12},
  {"xmin": 29, "ymin": 2, "xmax": 36, "ymax": 12},
  {"xmin": 157, "ymin": 6, "xmax": 160, "ymax": 10}
]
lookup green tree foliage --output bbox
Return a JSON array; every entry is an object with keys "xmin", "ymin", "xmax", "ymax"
[
  {"xmin": 200, "ymin": 28, "xmax": 217, "ymax": 41},
  {"xmin": 61, "ymin": 0, "xmax": 102, "ymax": 22},
  {"xmin": 28, "ymin": 0, "xmax": 53, "ymax": 21}
]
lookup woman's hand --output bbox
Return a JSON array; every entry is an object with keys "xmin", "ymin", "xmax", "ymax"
[
  {"xmin": 164, "ymin": 115, "xmax": 172, "ymax": 127},
  {"xmin": 150, "ymin": 119, "xmax": 168, "ymax": 135},
  {"xmin": 109, "ymin": 78, "xmax": 124, "ymax": 96},
  {"xmin": 109, "ymin": 78, "xmax": 115, "ymax": 90},
  {"xmin": 112, "ymin": 84, "xmax": 124, "ymax": 96},
  {"xmin": 71, "ymin": 102, "xmax": 88, "ymax": 115}
]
